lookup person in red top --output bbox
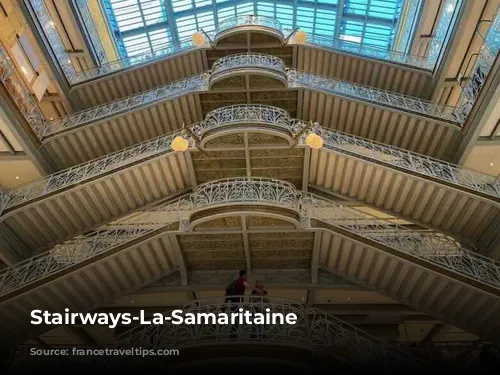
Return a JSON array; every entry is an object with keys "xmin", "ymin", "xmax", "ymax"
[
  {"xmin": 235, "ymin": 270, "xmax": 253, "ymax": 296},
  {"xmin": 227, "ymin": 270, "xmax": 255, "ymax": 339}
]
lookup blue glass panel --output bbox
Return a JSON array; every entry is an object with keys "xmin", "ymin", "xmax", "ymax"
[{"xmin": 103, "ymin": 0, "xmax": 408, "ymax": 58}]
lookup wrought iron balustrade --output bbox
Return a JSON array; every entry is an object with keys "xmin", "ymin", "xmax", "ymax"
[
  {"xmin": 287, "ymin": 69, "xmax": 465, "ymax": 124},
  {"xmin": 73, "ymin": 0, "xmax": 106, "ymax": 65},
  {"xmin": 44, "ymin": 63, "xmax": 464, "ymax": 138},
  {"xmin": 1, "ymin": 178, "xmax": 499, "ymax": 299},
  {"xmin": 2, "ymin": 105, "xmax": 498, "ymax": 217},
  {"xmin": 1, "ymin": 131, "xmax": 183, "ymax": 211},
  {"xmin": 216, "ymin": 15, "xmax": 283, "ymax": 35},
  {"xmin": 0, "ymin": 44, "xmax": 48, "ymax": 139},
  {"xmin": 26, "ymin": 0, "xmax": 78, "ymax": 84},
  {"xmin": 456, "ymin": 6, "xmax": 500, "ymax": 117},
  {"xmin": 101, "ymin": 297, "xmax": 421, "ymax": 369},
  {"xmin": 305, "ymin": 34, "xmax": 431, "ymax": 69},
  {"xmin": 75, "ymin": 38, "xmax": 195, "ymax": 82},
  {"xmin": 211, "ymin": 53, "xmax": 287, "ymax": 75},
  {"xmin": 193, "ymin": 104, "xmax": 294, "ymax": 138},
  {"xmin": 44, "ymin": 74, "xmax": 208, "ymax": 136},
  {"xmin": 304, "ymin": 121, "xmax": 500, "ymax": 197}
]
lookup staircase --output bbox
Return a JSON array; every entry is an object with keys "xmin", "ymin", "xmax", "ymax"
[{"xmin": 0, "ymin": 179, "xmax": 499, "ymax": 347}]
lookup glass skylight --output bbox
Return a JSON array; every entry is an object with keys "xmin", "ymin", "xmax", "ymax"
[{"xmin": 103, "ymin": 0, "xmax": 406, "ymax": 58}]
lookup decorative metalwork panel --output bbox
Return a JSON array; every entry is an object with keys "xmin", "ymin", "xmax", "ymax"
[
  {"xmin": 306, "ymin": 34, "xmax": 431, "ymax": 69},
  {"xmin": 216, "ymin": 15, "xmax": 283, "ymax": 34},
  {"xmin": 45, "ymin": 74, "xmax": 208, "ymax": 135},
  {"xmin": 2, "ymin": 105, "xmax": 498, "ymax": 216},
  {"xmin": 1, "ymin": 178, "xmax": 500, "ymax": 298},
  {"xmin": 0, "ymin": 45, "xmax": 47, "ymax": 139},
  {"xmin": 193, "ymin": 177, "xmax": 299, "ymax": 210},
  {"xmin": 287, "ymin": 69, "xmax": 465, "ymax": 124},
  {"xmin": 456, "ymin": 6, "xmax": 500, "ymax": 118},
  {"xmin": 26, "ymin": 0, "xmax": 78, "ymax": 84},
  {"xmin": 75, "ymin": 38, "xmax": 195, "ymax": 82},
  {"xmin": 211, "ymin": 53, "xmax": 287, "ymax": 76},
  {"xmin": 192, "ymin": 104, "xmax": 293, "ymax": 140},
  {"xmin": 2, "ymin": 131, "xmax": 182, "ymax": 210},
  {"xmin": 73, "ymin": 0, "xmax": 107, "ymax": 65},
  {"xmin": 306, "ymin": 122, "xmax": 500, "ymax": 197},
  {"xmin": 100, "ymin": 297, "xmax": 421, "ymax": 369}
]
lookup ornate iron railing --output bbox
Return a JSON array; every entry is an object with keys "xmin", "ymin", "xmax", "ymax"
[
  {"xmin": 44, "ymin": 74, "xmax": 208, "ymax": 136},
  {"xmin": 44, "ymin": 62, "xmax": 463, "ymax": 138},
  {"xmin": 306, "ymin": 121, "xmax": 500, "ymax": 197},
  {"xmin": 427, "ymin": 0, "xmax": 462, "ymax": 69},
  {"xmin": 0, "ymin": 131, "xmax": 183, "ymax": 211},
  {"xmin": 73, "ymin": 0, "xmax": 107, "ymax": 65},
  {"xmin": 211, "ymin": 53, "xmax": 287, "ymax": 76},
  {"xmin": 216, "ymin": 15, "xmax": 283, "ymax": 35},
  {"xmin": 26, "ymin": 0, "xmax": 78, "ymax": 84},
  {"xmin": 305, "ymin": 34, "xmax": 432, "ymax": 69},
  {"xmin": 193, "ymin": 104, "xmax": 296, "ymax": 138},
  {"xmin": 1, "ymin": 178, "xmax": 500, "ymax": 299},
  {"xmin": 100, "ymin": 296, "xmax": 422, "ymax": 369},
  {"xmin": 456, "ymin": 6, "xmax": 500, "ymax": 117},
  {"xmin": 2, "ymin": 105, "xmax": 498, "ymax": 216},
  {"xmin": 75, "ymin": 38, "xmax": 195, "ymax": 82},
  {"xmin": 0, "ymin": 44, "xmax": 48, "ymax": 139},
  {"xmin": 287, "ymin": 69, "xmax": 465, "ymax": 124}
]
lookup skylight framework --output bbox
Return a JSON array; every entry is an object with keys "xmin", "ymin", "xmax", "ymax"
[{"xmin": 104, "ymin": 0, "xmax": 406, "ymax": 58}]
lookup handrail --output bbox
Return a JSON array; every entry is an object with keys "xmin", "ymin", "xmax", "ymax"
[
  {"xmin": 211, "ymin": 53, "xmax": 287, "ymax": 75},
  {"xmin": 456, "ymin": 6, "xmax": 500, "ymax": 115},
  {"xmin": 1, "ymin": 105, "xmax": 498, "ymax": 216},
  {"xmin": 75, "ymin": 37, "xmax": 195, "ymax": 82},
  {"xmin": 105, "ymin": 297, "xmax": 423, "ymax": 369},
  {"xmin": 1, "ymin": 177, "xmax": 499, "ymax": 299},
  {"xmin": 287, "ymin": 69, "xmax": 464, "ymax": 124},
  {"xmin": 303, "ymin": 34, "xmax": 432, "ymax": 69},
  {"xmin": 0, "ymin": 43, "xmax": 48, "ymax": 139},
  {"xmin": 44, "ymin": 59, "xmax": 463, "ymax": 138},
  {"xmin": 44, "ymin": 74, "xmax": 208, "ymax": 136},
  {"xmin": 216, "ymin": 15, "xmax": 283, "ymax": 34}
]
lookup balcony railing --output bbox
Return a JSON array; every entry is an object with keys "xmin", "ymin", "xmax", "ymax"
[
  {"xmin": 44, "ymin": 74, "xmax": 208, "ymax": 136},
  {"xmin": 0, "ymin": 44, "xmax": 47, "ymax": 139},
  {"xmin": 1, "ymin": 178, "xmax": 499, "ymax": 299},
  {"xmin": 216, "ymin": 15, "xmax": 283, "ymax": 35},
  {"xmin": 103, "ymin": 297, "xmax": 423, "ymax": 369},
  {"xmin": 75, "ymin": 38, "xmax": 195, "ymax": 82},
  {"xmin": 0, "ymin": 130, "xmax": 183, "ymax": 212},
  {"xmin": 456, "ymin": 6, "xmax": 500, "ymax": 116},
  {"xmin": 44, "ymin": 60, "xmax": 463, "ymax": 138},
  {"xmin": 288, "ymin": 69, "xmax": 465, "ymax": 124},
  {"xmin": 211, "ymin": 53, "xmax": 287, "ymax": 75},
  {"xmin": 26, "ymin": 0, "xmax": 79, "ymax": 84},
  {"xmin": 1, "ymin": 105, "xmax": 498, "ymax": 216},
  {"xmin": 305, "ymin": 34, "xmax": 432, "ymax": 69}
]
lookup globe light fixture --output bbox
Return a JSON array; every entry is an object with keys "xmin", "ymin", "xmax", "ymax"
[
  {"xmin": 305, "ymin": 133, "xmax": 323, "ymax": 149},
  {"xmin": 294, "ymin": 30, "xmax": 307, "ymax": 44},
  {"xmin": 171, "ymin": 136, "xmax": 189, "ymax": 152},
  {"xmin": 192, "ymin": 32, "xmax": 206, "ymax": 47}
]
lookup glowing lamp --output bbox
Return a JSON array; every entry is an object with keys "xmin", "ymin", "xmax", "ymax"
[
  {"xmin": 192, "ymin": 32, "xmax": 206, "ymax": 47},
  {"xmin": 305, "ymin": 133, "xmax": 323, "ymax": 150},
  {"xmin": 171, "ymin": 136, "xmax": 189, "ymax": 152},
  {"xmin": 294, "ymin": 30, "xmax": 308, "ymax": 44}
]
